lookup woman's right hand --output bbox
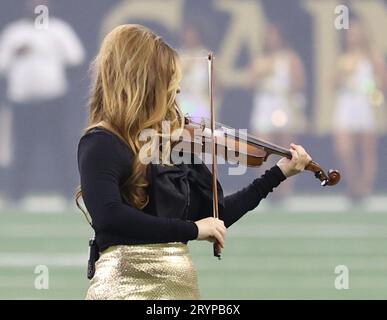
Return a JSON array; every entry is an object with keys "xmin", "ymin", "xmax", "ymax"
[{"xmin": 194, "ymin": 217, "xmax": 226, "ymax": 249}]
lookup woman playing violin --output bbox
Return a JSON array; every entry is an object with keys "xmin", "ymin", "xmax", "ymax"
[{"xmin": 76, "ymin": 24, "xmax": 313, "ymax": 300}]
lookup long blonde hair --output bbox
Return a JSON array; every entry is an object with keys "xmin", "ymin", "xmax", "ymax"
[{"xmin": 76, "ymin": 24, "xmax": 183, "ymax": 213}]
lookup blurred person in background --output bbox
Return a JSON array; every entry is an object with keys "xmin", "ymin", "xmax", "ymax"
[
  {"xmin": 332, "ymin": 18, "xmax": 386, "ymax": 205},
  {"xmin": 0, "ymin": 75, "xmax": 13, "ymax": 207},
  {"xmin": 177, "ymin": 24, "xmax": 211, "ymax": 119},
  {"xmin": 0, "ymin": 0, "xmax": 85, "ymax": 206},
  {"xmin": 248, "ymin": 24, "xmax": 306, "ymax": 201}
]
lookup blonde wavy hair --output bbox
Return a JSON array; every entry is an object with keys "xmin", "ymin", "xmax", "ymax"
[{"xmin": 76, "ymin": 24, "xmax": 183, "ymax": 212}]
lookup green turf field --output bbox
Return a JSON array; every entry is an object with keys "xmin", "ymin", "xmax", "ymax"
[{"xmin": 1, "ymin": 205, "xmax": 387, "ymax": 299}]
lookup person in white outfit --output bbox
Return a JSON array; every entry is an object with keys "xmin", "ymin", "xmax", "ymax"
[
  {"xmin": 0, "ymin": 0, "xmax": 85, "ymax": 201},
  {"xmin": 333, "ymin": 19, "xmax": 386, "ymax": 203},
  {"xmin": 178, "ymin": 25, "xmax": 211, "ymax": 119},
  {"xmin": 249, "ymin": 24, "xmax": 306, "ymax": 199}
]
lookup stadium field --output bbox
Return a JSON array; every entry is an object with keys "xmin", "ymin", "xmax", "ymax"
[{"xmin": 1, "ymin": 202, "xmax": 387, "ymax": 300}]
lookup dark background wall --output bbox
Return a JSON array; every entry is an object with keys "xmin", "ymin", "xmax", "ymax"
[{"xmin": 0, "ymin": 0, "xmax": 386, "ymax": 195}]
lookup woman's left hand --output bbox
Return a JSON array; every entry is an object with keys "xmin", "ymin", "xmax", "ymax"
[{"xmin": 276, "ymin": 143, "xmax": 312, "ymax": 178}]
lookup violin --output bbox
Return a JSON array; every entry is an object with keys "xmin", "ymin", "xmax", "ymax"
[
  {"xmin": 185, "ymin": 52, "xmax": 340, "ymax": 259},
  {"xmin": 183, "ymin": 116, "xmax": 341, "ymax": 187}
]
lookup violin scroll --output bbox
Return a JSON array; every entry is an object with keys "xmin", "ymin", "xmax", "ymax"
[{"xmin": 305, "ymin": 161, "xmax": 341, "ymax": 186}]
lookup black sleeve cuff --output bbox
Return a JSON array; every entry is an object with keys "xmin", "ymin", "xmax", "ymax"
[
  {"xmin": 271, "ymin": 165, "xmax": 287, "ymax": 183},
  {"xmin": 174, "ymin": 219, "xmax": 198, "ymax": 241}
]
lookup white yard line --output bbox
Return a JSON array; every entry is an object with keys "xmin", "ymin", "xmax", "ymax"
[
  {"xmin": 228, "ymin": 224, "xmax": 387, "ymax": 238},
  {"xmin": 1, "ymin": 252, "xmax": 387, "ymax": 269},
  {"xmin": 1, "ymin": 223, "xmax": 387, "ymax": 238},
  {"xmin": 1, "ymin": 195, "xmax": 386, "ymax": 214},
  {"xmin": 0, "ymin": 253, "xmax": 86, "ymax": 267}
]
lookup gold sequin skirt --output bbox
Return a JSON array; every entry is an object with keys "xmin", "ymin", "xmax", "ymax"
[{"xmin": 85, "ymin": 242, "xmax": 200, "ymax": 300}]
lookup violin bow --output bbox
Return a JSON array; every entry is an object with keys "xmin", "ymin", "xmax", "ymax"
[{"xmin": 208, "ymin": 52, "xmax": 222, "ymax": 259}]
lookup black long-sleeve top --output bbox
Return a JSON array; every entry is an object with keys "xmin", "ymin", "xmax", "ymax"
[{"xmin": 77, "ymin": 127, "xmax": 286, "ymax": 252}]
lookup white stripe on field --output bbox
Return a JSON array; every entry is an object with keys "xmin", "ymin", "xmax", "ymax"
[
  {"xmin": 227, "ymin": 224, "xmax": 387, "ymax": 238},
  {"xmin": 1, "ymin": 224, "xmax": 387, "ymax": 239},
  {"xmin": 0, "ymin": 253, "xmax": 86, "ymax": 267},
  {"xmin": 1, "ymin": 253, "xmax": 387, "ymax": 270}
]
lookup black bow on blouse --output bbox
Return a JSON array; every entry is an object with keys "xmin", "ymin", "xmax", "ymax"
[{"xmin": 149, "ymin": 161, "xmax": 225, "ymax": 220}]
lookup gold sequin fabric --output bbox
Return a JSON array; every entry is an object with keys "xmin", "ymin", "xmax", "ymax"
[{"xmin": 86, "ymin": 242, "xmax": 200, "ymax": 300}]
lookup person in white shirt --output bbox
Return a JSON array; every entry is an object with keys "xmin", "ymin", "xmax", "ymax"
[
  {"xmin": 332, "ymin": 19, "xmax": 386, "ymax": 204},
  {"xmin": 248, "ymin": 24, "xmax": 306, "ymax": 201},
  {"xmin": 178, "ymin": 24, "xmax": 211, "ymax": 119},
  {"xmin": 0, "ymin": 0, "xmax": 85, "ymax": 202}
]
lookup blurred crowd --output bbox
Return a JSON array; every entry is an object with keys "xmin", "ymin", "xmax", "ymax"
[
  {"xmin": 178, "ymin": 20, "xmax": 386, "ymax": 206},
  {"xmin": 0, "ymin": 0, "xmax": 386, "ymax": 210}
]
